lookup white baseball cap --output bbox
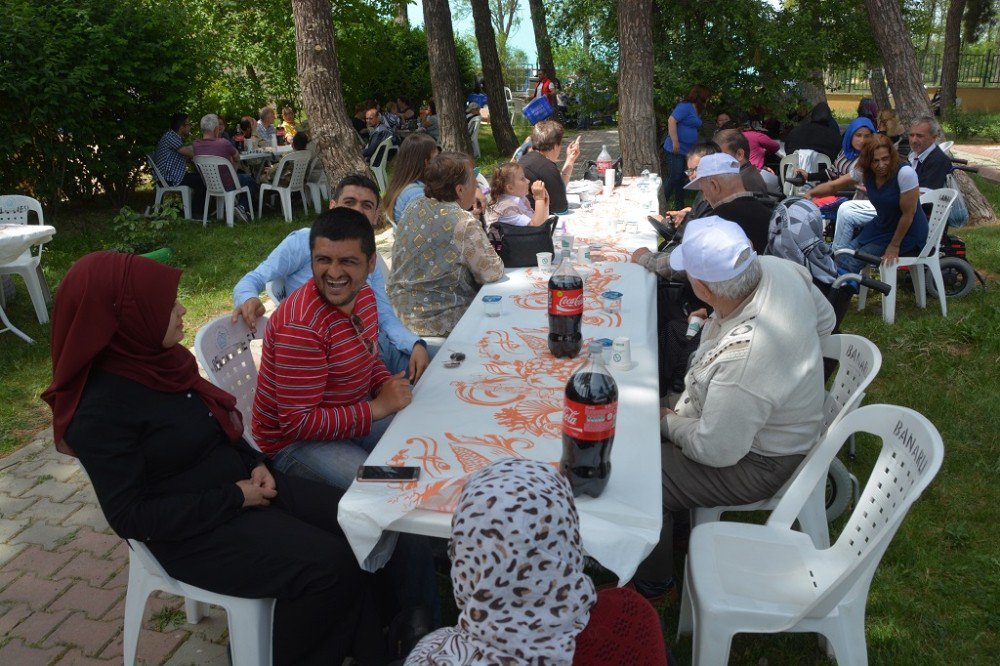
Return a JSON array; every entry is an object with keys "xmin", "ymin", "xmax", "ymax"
[
  {"xmin": 683, "ymin": 153, "xmax": 741, "ymax": 190},
  {"xmin": 669, "ymin": 216, "xmax": 757, "ymax": 282}
]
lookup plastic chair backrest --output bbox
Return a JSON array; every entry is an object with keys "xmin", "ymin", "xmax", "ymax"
[
  {"xmin": 916, "ymin": 188, "xmax": 958, "ymax": 258},
  {"xmin": 269, "ymin": 151, "xmax": 312, "ymax": 189},
  {"xmin": 821, "ymin": 334, "xmax": 882, "ymax": 430},
  {"xmin": 779, "ymin": 151, "xmax": 832, "ymax": 195},
  {"xmin": 370, "ymin": 137, "xmax": 393, "ymax": 170},
  {"xmin": 0, "ymin": 195, "xmax": 44, "ymax": 226},
  {"xmin": 193, "ymin": 314, "xmax": 268, "ymax": 448},
  {"xmin": 146, "ymin": 154, "xmax": 171, "ymax": 189},
  {"xmin": 768, "ymin": 405, "xmax": 943, "ymax": 622},
  {"xmin": 193, "ymin": 155, "xmax": 240, "ymax": 196}
]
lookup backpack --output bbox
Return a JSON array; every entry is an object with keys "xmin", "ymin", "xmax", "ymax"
[{"xmin": 766, "ymin": 196, "xmax": 838, "ymax": 286}]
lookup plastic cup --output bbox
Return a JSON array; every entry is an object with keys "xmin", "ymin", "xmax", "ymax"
[
  {"xmin": 482, "ymin": 294, "xmax": 502, "ymax": 317},
  {"xmin": 576, "ymin": 245, "xmax": 591, "ymax": 264},
  {"xmin": 601, "ymin": 291, "xmax": 622, "ymax": 314},
  {"xmin": 610, "ymin": 336, "xmax": 632, "ymax": 370},
  {"xmin": 536, "ymin": 251, "xmax": 553, "ymax": 271}
]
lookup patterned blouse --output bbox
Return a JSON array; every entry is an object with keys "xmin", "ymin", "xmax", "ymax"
[{"xmin": 388, "ymin": 196, "xmax": 504, "ymax": 337}]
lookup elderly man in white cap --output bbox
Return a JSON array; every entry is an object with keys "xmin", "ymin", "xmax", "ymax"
[{"xmin": 631, "ymin": 215, "xmax": 836, "ymax": 603}]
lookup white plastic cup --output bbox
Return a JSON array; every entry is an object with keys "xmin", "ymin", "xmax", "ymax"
[
  {"xmin": 601, "ymin": 290, "xmax": 622, "ymax": 314},
  {"xmin": 576, "ymin": 245, "xmax": 591, "ymax": 263},
  {"xmin": 604, "ymin": 167, "xmax": 616, "ymax": 196},
  {"xmin": 685, "ymin": 315, "xmax": 704, "ymax": 339},
  {"xmin": 536, "ymin": 251, "xmax": 553, "ymax": 271},
  {"xmin": 482, "ymin": 294, "xmax": 502, "ymax": 317},
  {"xmin": 610, "ymin": 336, "xmax": 632, "ymax": 370}
]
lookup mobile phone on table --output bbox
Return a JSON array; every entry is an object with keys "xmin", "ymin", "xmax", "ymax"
[{"xmin": 356, "ymin": 465, "xmax": 421, "ymax": 482}]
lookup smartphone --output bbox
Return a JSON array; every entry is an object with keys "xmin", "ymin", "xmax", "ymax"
[{"xmin": 356, "ymin": 465, "xmax": 421, "ymax": 482}]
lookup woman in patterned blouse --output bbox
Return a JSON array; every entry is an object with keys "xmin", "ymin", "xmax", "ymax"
[{"xmin": 387, "ymin": 152, "xmax": 504, "ymax": 337}]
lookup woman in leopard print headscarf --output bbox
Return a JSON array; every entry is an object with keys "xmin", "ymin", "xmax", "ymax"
[{"xmin": 406, "ymin": 459, "xmax": 597, "ymax": 665}]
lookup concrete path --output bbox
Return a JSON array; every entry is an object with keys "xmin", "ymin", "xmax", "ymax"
[
  {"xmin": 0, "ymin": 432, "xmax": 230, "ymax": 665},
  {"xmin": 951, "ymin": 143, "xmax": 1000, "ymax": 184}
]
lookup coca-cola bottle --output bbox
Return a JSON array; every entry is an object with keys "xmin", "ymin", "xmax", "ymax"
[
  {"xmin": 596, "ymin": 144, "xmax": 613, "ymax": 176},
  {"xmin": 234, "ymin": 128, "xmax": 245, "ymax": 152},
  {"xmin": 561, "ymin": 342, "xmax": 619, "ymax": 498},
  {"xmin": 548, "ymin": 253, "xmax": 583, "ymax": 358},
  {"xmin": 276, "ymin": 126, "xmax": 286, "ymax": 146}
]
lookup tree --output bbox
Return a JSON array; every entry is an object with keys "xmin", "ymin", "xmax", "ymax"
[
  {"xmin": 291, "ymin": 0, "xmax": 369, "ymax": 187},
  {"xmin": 617, "ymin": 0, "xmax": 658, "ymax": 176},
  {"xmin": 395, "ymin": 0, "xmax": 410, "ymax": 26},
  {"xmin": 940, "ymin": 0, "xmax": 968, "ymax": 118},
  {"xmin": 470, "ymin": 0, "xmax": 520, "ymax": 155},
  {"xmin": 528, "ymin": 0, "xmax": 556, "ymax": 76},
  {"xmin": 422, "ymin": 0, "xmax": 474, "ymax": 153},
  {"xmin": 868, "ymin": 64, "xmax": 892, "ymax": 113}
]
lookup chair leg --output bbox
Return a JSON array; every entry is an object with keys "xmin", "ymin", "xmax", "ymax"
[
  {"xmin": 692, "ymin": 620, "xmax": 734, "ymax": 666},
  {"xmin": 153, "ymin": 188, "xmax": 164, "ymax": 214},
  {"xmin": 928, "ymin": 261, "xmax": 947, "ymax": 317},
  {"xmin": 879, "ymin": 265, "xmax": 897, "ymax": 325},
  {"xmin": 202, "ymin": 197, "xmax": 210, "ymax": 228},
  {"xmin": 180, "ymin": 189, "xmax": 192, "ymax": 220},
  {"xmin": 123, "ymin": 556, "xmax": 158, "ymax": 666},
  {"xmin": 309, "ymin": 184, "xmax": 321, "ymax": 214},
  {"xmin": 300, "ymin": 188, "xmax": 309, "ymax": 216},
  {"xmin": 35, "ymin": 264, "xmax": 52, "ymax": 306},
  {"xmin": 280, "ymin": 191, "xmax": 292, "ymax": 223},
  {"xmin": 225, "ymin": 194, "xmax": 235, "ymax": 227},
  {"xmin": 184, "ymin": 598, "xmax": 206, "ymax": 624},
  {"xmin": 258, "ymin": 189, "xmax": 266, "ymax": 220},
  {"xmin": 798, "ymin": 481, "xmax": 830, "ymax": 549},
  {"xmin": 20, "ymin": 267, "xmax": 50, "ymax": 324},
  {"xmin": 857, "ymin": 283, "xmax": 868, "ymax": 312},
  {"xmin": 227, "ymin": 600, "xmax": 274, "ymax": 666},
  {"xmin": 677, "ymin": 561, "xmax": 695, "ymax": 638},
  {"xmin": 912, "ymin": 265, "xmax": 927, "ymax": 309},
  {"xmin": 820, "ymin": 602, "xmax": 869, "ymax": 666}
]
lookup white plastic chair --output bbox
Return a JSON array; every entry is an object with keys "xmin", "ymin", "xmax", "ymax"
[
  {"xmin": 468, "ymin": 116, "xmax": 482, "ymax": 159},
  {"xmin": 858, "ymin": 188, "xmax": 958, "ymax": 325},
  {"xmin": 369, "ymin": 137, "xmax": 394, "ymax": 194},
  {"xmin": 0, "ymin": 195, "xmax": 52, "ymax": 324},
  {"xmin": 505, "ymin": 86, "xmax": 515, "ymax": 124},
  {"xmin": 692, "ymin": 334, "xmax": 882, "ymax": 549},
  {"xmin": 258, "ymin": 151, "xmax": 313, "ymax": 222},
  {"xmin": 779, "ymin": 151, "xmax": 832, "ymax": 197},
  {"xmin": 305, "ymin": 156, "xmax": 331, "ymax": 214},
  {"xmin": 265, "ymin": 278, "xmax": 286, "ymax": 305},
  {"xmin": 146, "ymin": 154, "xmax": 193, "ymax": 219},
  {"xmin": 193, "ymin": 313, "xmax": 268, "ymax": 449},
  {"xmin": 193, "ymin": 155, "xmax": 254, "ymax": 228},
  {"xmin": 124, "ymin": 539, "xmax": 274, "ymax": 666},
  {"xmin": 678, "ymin": 404, "xmax": 944, "ymax": 665}
]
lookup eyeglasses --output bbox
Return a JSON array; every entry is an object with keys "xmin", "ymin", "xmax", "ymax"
[
  {"xmin": 443, "ymin": 352, "xmax": 466, "ymax": 369},
  {"xmin": 684, "ymin": 168, "xmax": 698, "ymax": 177},
  {"xmin": 349, "ymin": 314, "xmax": 376, "ymax": 357}
]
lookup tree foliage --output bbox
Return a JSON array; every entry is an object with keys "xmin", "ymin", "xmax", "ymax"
[{"xmin": 1, "ymin": 0, "xmax": 204, "ymax": 207}]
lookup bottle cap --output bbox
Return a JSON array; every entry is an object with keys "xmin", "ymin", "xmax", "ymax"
[{"xmin": 588, "ymin": 342, "xmax": 602, "ymax": 355}]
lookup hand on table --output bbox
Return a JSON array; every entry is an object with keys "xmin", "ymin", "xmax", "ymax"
[
  {"xmin": 232, "ymin": 297, "xmax": 266, "ymax": 334},
  {"xmin": 631, "ymin": 247, "xmax": 651, "ymax": 263},
  {"xmin": 408, "ymin": 344, "xmax": 430, "ymax": 384},
  {"xmin": 371, "ymin": 371, "xmax": 412, "ymax": 420}
]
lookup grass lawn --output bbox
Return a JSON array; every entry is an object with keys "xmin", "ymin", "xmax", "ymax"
[{"xmin": 1, "ymin": 140, "xmax": 997, "ymax": 663}]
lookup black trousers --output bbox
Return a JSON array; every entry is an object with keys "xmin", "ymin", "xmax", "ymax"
[{"xmin": 148, "ymin": 470, "xmax": 389, "ymax": 666}]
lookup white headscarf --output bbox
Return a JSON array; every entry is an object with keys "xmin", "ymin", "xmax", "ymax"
[{"xmin": 406, "ymin": 459, "xmax": 596, "ymax": 665}]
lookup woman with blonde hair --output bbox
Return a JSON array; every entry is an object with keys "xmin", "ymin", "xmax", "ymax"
[
  {"xmin": 486, "ymin": 162, "xmax": 549, "ymax": 227},
  {"xmin": 383, "ymin": 133, "xmax": 440, "ymax": 223}
]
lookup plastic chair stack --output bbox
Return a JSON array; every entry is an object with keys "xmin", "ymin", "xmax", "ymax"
[
  {"xmin": 679, "ymin": 404, "xmax": 944, "ymax": 665},
  {"xmin": 858, "ymin": 187, "xmax": 958, "ymax": 324}
]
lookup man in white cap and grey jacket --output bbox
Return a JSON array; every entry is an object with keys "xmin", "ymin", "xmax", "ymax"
[{"xmin": 632, "ymin": 215, "xmax": 836, "ymax": 601}]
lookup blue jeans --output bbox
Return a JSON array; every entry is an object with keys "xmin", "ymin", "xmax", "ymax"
[
  {"xmin": 270, "ymin": 415, "xmax": 394, "ymax": 491},
  {"xmin": 832, "ymin": 200, "xmax": 876, "ymax": 251},
  {"xmin": 663, "ymin": 151, "xmax": 688, "ymax": 210},
  {"xmin": 236, "ymin": 173, "xmax": 258, "ymax": 211},
  {"xmin": 379, "ymin": 329, "xmax": 440, "ymax": 377},
  {"xmin": 837, "ymin": 235, "xmax": 889, "ymax": 275}
]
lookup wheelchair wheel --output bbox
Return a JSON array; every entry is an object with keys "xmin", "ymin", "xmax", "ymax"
[
  {"xmin": 825, "ymin": 457, "xmax": 853, "ymax": 522},
  {"xmin": 926, "ymin": 257, "xmax": 975, "ymax": 299}
]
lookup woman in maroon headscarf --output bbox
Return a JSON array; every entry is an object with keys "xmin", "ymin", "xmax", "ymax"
[{"xmin": 42, "ymin": 252, "xmax": 389, "ymax": 666}]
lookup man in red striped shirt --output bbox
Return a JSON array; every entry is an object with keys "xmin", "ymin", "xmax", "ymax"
[{"xmin": 253, "ymin": 208, "xmax": 413, "ymax": 490}]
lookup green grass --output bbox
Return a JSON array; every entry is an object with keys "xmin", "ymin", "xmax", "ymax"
[{"xmin": 1, "ymin": 138, "xmax": 998, "ymax": 664}]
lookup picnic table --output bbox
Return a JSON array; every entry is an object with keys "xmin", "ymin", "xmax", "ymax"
[
  {"xmin": 338, "ymin": 178, "xmax": 665, "ymax": 583},
  {"xmin": 239, "ymin": 145, "xmax": 292, "ymax": 182}
]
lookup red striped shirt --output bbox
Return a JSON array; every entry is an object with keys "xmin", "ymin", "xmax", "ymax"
[{"xmin": 252, "ymin": 281, "xmax": 391, "ymax": 454}]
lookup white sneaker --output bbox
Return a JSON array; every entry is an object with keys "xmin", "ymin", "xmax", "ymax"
[{"xmin": 234, "ymin": 203, "xmax": 250, "ymax": 223}]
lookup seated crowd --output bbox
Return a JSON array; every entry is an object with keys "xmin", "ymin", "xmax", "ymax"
[{"xmin": 50, "ymin": 92, "xmax": 951, "ymax": 664}]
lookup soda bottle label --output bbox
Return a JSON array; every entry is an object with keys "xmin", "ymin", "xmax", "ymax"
[
  {"xmin": 563, "ymin": 397, "xmax": 617, "ymax": 441},
  {"xmin": 548, "ymin": 288, "xmax": 583, "ymax": 316}
]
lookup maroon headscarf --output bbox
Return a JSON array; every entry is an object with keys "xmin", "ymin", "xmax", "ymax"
[{"xmin": 42, "ymin": 251, "xmax": 243, "ymax": 456}]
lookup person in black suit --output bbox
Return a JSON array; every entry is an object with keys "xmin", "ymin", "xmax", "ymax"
[
  {"xmin": 784, "ymin": 102, "xmax": 842, "ymax": 162},
  {"xmin": 830, "ymin": 116, "xmax": 953, "ymax": 250}
]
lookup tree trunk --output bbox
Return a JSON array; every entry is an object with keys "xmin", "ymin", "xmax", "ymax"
[
  {"xmin": 617, "ymin": 0, "xmax": 658, "ymax": 177},
  {"xmin": 954, "ymin": 169, "xmax": 996, "ymax": 226},
  {"xmin": 798, "ymin": 70, "xmax": 828, "ymax": 107},
  {"xmin": 394, "ymin": 0, "xmax": 409, "ymax": 28},
  {"xmin": 470, "ymin": 0, "xmax": 519, "ymax": 155},
  {"xmin": 582, "ymin": 20, "xmax": 591, "ymax": 54},
  {"xmin": 940, "ymin": 0, "xmax": 967, "ymax": 117},
  {"xmin": 921, "ymin": 0, "xmax": 938, "ymax": 58},
  {"xmin": 863, "ymin": 0, "xmax": 934, "ymax": 125},
  {"xmin": 291, "ymin": 0, "xmax": 368, "ymax": 189},
  {"xmin": 868, "ymin": 64, "xmax": 892, "ymax": 112},
  {"xmin": 422, "ymin": 0, "xmax": 473, "ymax": 154},
  {"xmin": 527, "ymin": 0, "xmax": 555, "ymax": 76}
]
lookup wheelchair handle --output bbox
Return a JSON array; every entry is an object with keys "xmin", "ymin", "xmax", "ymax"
[
  {"xmin": 831, "ymin": 273, "xmax": 892, "ymax": 296},
  {"xmin": 834, "ymin": 248, "xmax": 883, "ymax": 266}
]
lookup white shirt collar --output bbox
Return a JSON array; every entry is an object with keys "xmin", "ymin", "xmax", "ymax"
[{"xmin": 910, "ymin": 143, "xmax": 937, "ymax": 166}]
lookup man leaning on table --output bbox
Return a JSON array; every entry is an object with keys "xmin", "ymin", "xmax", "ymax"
[
  {"xmin": 251, "ymin": 207, "xmax": 413, "ymax": 491},
  {"xmin": 631, "ymin": 216, "xmax": 836, "ymax": 602},
  {"xmin": 232, "ymin": 173, "xmax": 431, "ymax": 381}
]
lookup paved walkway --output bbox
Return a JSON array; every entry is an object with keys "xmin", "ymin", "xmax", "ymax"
[
  {"xmin": 951, "ymin": 143, "xmax": 1000, "ymax": 184},
  {"xmin": 0, "ymin": 432, "xmax": 230, "ymax": 665}
]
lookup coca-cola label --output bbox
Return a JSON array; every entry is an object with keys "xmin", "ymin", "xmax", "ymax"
[
  {"xmin": 549, "ymin": 288, "xmax": 583, "ymax": 316},
  {"xmin": 596, "ymin": 160, "xmax": 613, "ymax": 175},
  {"xmin": 563, "ymin": 397, "xmax": 617, "ymax": 441}
]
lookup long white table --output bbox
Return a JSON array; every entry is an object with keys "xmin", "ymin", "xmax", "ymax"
[
  {"xmin": 338, "ymin": 180, "xmax": 664, "ymax": 583},
  {"xmin": 0, "ymin": 223, "xmax": 55, "ymax": 343}
]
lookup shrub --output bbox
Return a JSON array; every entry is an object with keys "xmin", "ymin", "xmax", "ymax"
[
  {"xmin": 105, "ymin": 201, "xmax": 182, "ymax": 255},
  {"xmin": 0, "ymin": 0, "xmax": 205, "ymax": 208}
]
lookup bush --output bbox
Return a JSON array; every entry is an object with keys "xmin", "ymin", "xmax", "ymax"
[
  {"xmin": 0, "ymin": 0, "xmax": 205, "ymax": 208},
  {"xmin": 105, "ymin": 201, "xmax": 182, "ymax": 255}
]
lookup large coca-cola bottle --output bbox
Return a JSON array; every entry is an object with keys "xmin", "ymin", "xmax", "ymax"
[
  {"xmin": 548, "ymin": 253, "xmax": 583, "ymax": 358},
  {"xmin": 561, "ymin": 342, "xmax": 619, "ymax": 498}
]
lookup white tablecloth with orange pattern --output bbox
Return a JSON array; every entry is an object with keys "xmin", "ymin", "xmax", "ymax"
[{"xmin": 338, "ymin": 182, "xmax": 664, "ymax": 583}]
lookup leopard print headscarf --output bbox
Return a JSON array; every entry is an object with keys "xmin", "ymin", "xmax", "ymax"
[{"xmin": 406, "ymin": 459, "xmax": 596, "ymax": 665}]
